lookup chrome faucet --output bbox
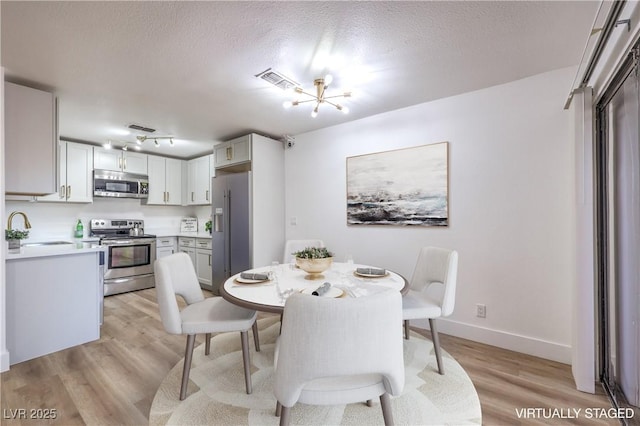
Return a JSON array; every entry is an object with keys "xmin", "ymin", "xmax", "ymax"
[{"xmin": 7, "ymin": 211, "xmax": 32, "ymax": 230}]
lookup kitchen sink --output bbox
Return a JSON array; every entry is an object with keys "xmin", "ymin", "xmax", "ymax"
[{"xmin": 21, "ymin": 241, "xmax": 74, "ymax": 247}]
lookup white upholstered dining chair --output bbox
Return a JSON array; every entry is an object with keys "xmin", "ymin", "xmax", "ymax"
[
  {"xmin": 282, "ymin": 239, "xmax": 325, "ymax": 263},
  {"xmin": 154, "ymin": 252, "xmax": 259, "ymax": 400},
  {"xmin": 274, "ymin": 289, "xmax": 404, "ymax": 426},
  {"xmin": 402, "ymin": 246, "xmax": 458, "ymax": 375}
]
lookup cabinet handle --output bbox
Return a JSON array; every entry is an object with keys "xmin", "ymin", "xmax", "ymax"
[
  {"xmin": 124, "ymin": 158, "xmax": 127, "ymax": 170},
  {"xmin": 209, "ymin": 254, "xmax": 212, "ymax": 266},
  {"xmin": 191, "ymin": 192, "xmax": 194, "ymax": 202},
  {"xmin": 167, "ymin": 192, "xmax": 170, "ymax": 203},
  {"xmin": 119, "ymin": 157, "xmax": 123, "ymax": 169},
  {"xmin": 226, "ymin": 146, "xmax": 232, "ymax": 161},
  {"xmin": 67, "ymin": 185, "xmax": 71, "ymax": 199},
  {"xmin": 163, "ymin": 191, "xmax": 166, "ymax": 202},
  {"xmin": 60, "ymin": 185, "xmax": 65, "ymax": 199},
  {"xmin": 206, "ymin": 190, "xmax": 209, "ymax": 201}
]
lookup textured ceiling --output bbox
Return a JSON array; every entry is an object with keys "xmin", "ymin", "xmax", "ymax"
[{"xmin": 2, "ymin": 1, "xmax": 598, "ymax": 158}]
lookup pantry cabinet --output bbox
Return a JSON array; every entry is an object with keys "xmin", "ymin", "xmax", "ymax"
[
  {"xmin": 93, "ymin": 147, "xmax": 148, "ymax": 175},
  {"xmin": 39, "ymin": 141, "xmax": 93, "ymax": 203},
  {"xmin": 146, "ymin": 155, "xmax": 184, "ymax": 205},
  {"xmin": 4, "ymin": 82, "xmax": 58, "ymax": 195},
  {"xmin": 187, "ymin": 154, "xmax": 214, "ymax": 205}
]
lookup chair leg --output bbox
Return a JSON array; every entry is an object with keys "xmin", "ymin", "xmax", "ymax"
[
  {"xmin": 429, "ymin": 318, "xmax": 444, "ymax": 375},
  {"xmin": 180, "ymin": 334, "xmax": 196, "ymax": 400},
  {"xmin": 252, "ymin": 321, "xmax": 261, "ymax": 352},
  {"xmin": 205, "ymin": 333, "xmax": 211, "ymax": 355},
  {"xmin": 403, "ymin": 320, "xmax": 410, "ymax": 340},
  {"xmin": 279, "ymin": 405, "xmax": 291, "ymax": 426},
  {"xmin": 275, "ymin": 401, "xmax": 282, "ymax": 417},
  {"xmin": 240, "ymin": 330, "xmax": 252, "ymax": 394},
  {"xmin": 380, "ymin": 393, "xmax": 394, "ymax": 426}
]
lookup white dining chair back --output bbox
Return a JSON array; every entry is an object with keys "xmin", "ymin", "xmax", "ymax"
[
  {"xmin": 282, "ymin": 239, "xmax": 325, "ymax": 263},
  {"xmin": 402, "ymin": 246, "xmax": 458, "ymax": 375},
  {"xmin": 274, "ymin": 289, "xmax": 404, "ymax": 425},
  {"xmin": 154, "ymin": 252, "xmax": 259, "ymax": 400}
]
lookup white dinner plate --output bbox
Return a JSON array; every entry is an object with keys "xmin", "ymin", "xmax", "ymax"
[
  {"xmin": 234, "ymin": 277, "xmax": 270, "ymax": 284},
  {"xmin": 300, "ymin": 286, "xmax": 344, "ymax": 298},
  {"xmin": 354, "ymin": 270, "xmax": 390, "ymax": 278}
]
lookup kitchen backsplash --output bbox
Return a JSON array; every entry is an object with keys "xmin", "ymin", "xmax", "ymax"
[{"xmin": 5, "ymin": 198, "xmax": 211, "ymax": 241}]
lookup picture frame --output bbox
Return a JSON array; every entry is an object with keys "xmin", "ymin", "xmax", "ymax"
[{"xmin": 346, "ymin": 142, "xmax": 449, "ymax": 226}]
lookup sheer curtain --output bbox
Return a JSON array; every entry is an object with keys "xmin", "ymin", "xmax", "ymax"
[{"xmin": 610, "ymin": 66, "xmax": 640, "ymax": 408}]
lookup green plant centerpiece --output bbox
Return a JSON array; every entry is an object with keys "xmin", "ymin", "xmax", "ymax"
[
  {"xmin": 6, "ymin": 229, "xmax": 29, "ymax": 252},
  {"xmin": 293, "ymin": 247, "xmax": 334, "ymax": 280}
]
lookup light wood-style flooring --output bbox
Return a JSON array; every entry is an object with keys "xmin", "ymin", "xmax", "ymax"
[{"xmin": 1, "ymin": 288, "xmax": 621, "ymax": 425}]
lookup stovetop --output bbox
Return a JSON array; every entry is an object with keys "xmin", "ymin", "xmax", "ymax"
[{"xmin": 89, "ymin": 218, "xmax": 156, "ymax": 240}]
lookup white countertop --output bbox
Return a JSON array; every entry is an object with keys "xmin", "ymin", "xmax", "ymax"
[
  {"xmin": 5, "ymin": 240, "xmax": 105, "ymax": 260},
  {"xmin": 155, "ymin": 232, "xmax": 212, "ymax": 239}
]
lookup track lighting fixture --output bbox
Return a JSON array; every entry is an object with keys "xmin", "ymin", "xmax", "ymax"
[{"xmin": 136, "ymin": 135, "xmax": 176, "ymax": 148}]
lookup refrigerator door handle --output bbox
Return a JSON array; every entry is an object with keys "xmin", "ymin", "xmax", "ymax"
[{"xmin": 224, "ymin": 189, "xmax": 232, "ymax": 278}]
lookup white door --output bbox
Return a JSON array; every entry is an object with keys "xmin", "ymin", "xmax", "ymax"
[
  {"xmin": 146, "ymin": 155, "xmax": 167, "ymax": 205},
  {"xmin": 65, "ymin": 142, "xmax": 94, "ymax": 203},
  {"xmin": 93, "ymin": 147, "xmax": 122, "ymax": 171},
  {"xmin": 123, "ymin": 152, "xmax": 148, "ymax": 175},
  {"xmin": 165, "ymin": 158, "xmax": 183, "ymax": 205}
]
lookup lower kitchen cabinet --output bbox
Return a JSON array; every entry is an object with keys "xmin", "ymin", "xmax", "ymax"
[
  {"xmin": 178, "ymin": 236, "xmax": 212, "ymax": 287},
  {"xmin": 5, "ymin": 251, "xmax": 103, "ymax": 365},
  {"xmin": 195, "ymin": 238, "xmax": 212, "ymax": 287},
  {"xmin": 156, "ymin": 237, "xmax": 177, "ymax": 259}
]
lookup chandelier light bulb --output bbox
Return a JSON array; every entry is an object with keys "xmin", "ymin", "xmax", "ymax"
[
  {"xmin": 122, "ymin": 145, "xmax": 128, "ymax": 151},
  {"xmin": 324, "ymin": 74, "xmax": 333, "ymax": 86},
  {"xmin": 311, "ymin": 106, "xmax": 319, "ymax": 118},
  {"xmin": 342, "ymin": 106, "xmax": 350, "ymax": 114},
  {"xmin": 283, "ymin": 101, "xmax": 293, "ymax": 109},
  {"xmin": 103, "ymin": 140, "xmax": 112, "ymax": 149}
]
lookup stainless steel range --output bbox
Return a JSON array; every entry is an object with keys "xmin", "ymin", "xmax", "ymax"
[{"xmin": 90, "ymin": 219, "xmax": 157, "ymax": 296}]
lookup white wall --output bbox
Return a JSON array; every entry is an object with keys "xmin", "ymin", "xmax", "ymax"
[
  {"xmin": 285, "ymin": 67, "xmax": 576, "ymax": 363},
  {"xmin": 4, "ymin": 198, "xmax": 211, "ymax": 240}
]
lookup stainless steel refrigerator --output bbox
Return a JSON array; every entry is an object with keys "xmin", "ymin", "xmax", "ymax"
[{"xmin": 210, "ymin": 171, "xmax": 252, "ymax": 294}]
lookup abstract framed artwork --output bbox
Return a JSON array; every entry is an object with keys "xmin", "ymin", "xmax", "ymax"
[{"xmin": 346, "ymin": 142, "xmax": 449, "ymax": 226}]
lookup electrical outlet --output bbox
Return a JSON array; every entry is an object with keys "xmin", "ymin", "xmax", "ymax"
[{"xmin": 476, "ymin": 304, "xmax": 486, "ymax": 318}]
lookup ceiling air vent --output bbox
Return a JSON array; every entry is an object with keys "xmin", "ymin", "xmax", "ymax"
[
  {"xmin": 255, "ymin": 68, "xmax": 299, "ymax": 91},
  {"xmin": 128, "ymin": 123, "xmax": 156, "ymax": 133}
]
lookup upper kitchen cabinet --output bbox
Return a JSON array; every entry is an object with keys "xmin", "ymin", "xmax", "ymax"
[
  {"xmin": 39, "ymin": 141, "xmax": 93, "ymax": 203},
  {"xmin": 93, "ymin": 147, "xmax": 148, "ymax": 175},
  {"xmin": 214, "ymin": 135, "xmax": 251, "ymax": 170},
  {"xmin": 145, "ymin": 154, "xmax": 184, "ymax": 206},
  {"xmin": 187, "ymin": 154, "xmax": 214, "ymax": 205},
  {"xmin": 4, "ymin": 82, "xmax": 57, "ymax": 195}
]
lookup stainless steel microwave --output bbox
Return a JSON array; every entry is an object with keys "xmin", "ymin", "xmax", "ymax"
[{"xmin": 93, "ymin": 170, "xmax": 149, "ymax": 199}]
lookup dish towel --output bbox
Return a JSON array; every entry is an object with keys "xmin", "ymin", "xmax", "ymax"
[
  {"xmin": 240, "ymin": 272, "xmax": 269, "ymax": 281},
  {"xmin": 356, "ymin": 267, "xmax": 386, "ymax": 276}
]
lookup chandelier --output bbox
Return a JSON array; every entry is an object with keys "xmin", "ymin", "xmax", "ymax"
[{"xmin": 283, "ymin": 74, "xmax": 351, "ymax": 117}]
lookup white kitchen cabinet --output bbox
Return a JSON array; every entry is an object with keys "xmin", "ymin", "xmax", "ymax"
[
  {"xmin": 187, "ymin": 154, "xmax": 214, "ymax": 205},
  {"xmin": 195, "ymin": 238, "xmax": 212, "ymax": 286},
  {"xmin": 178, "ymin": 237, "xmax": 197, "ymax": 267},
  {"xmin": 214, "ymin": 135, "xmax": 251, "ymax": 169},
  {"xmin": 93, "ymin": 147, "xmax": 148, "ymax": 175},
  {"xmin": 4, "ymin": 82, "xmax": 58, "ymax": 195},
  {"xmin": 6, "ymin": 251, "xmax": 102, "ymax": 365},
  {"xmin": 156, "ymin": 237, "xmax": 178, "ymax": 259},
  {"xmin": 39, "ymin": 141, "xmax": 93, "ymax": 203},
  {"xmin": 146, "ymin": 155, "xmax": 184, "ymax": 205}
]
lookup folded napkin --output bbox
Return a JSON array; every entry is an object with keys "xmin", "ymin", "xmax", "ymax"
[
  {"xmin": 356, "ymin": 267, "xmax": 386, "ymax": 276},
  {"xmin": 240, "ymin": 272, "xmax": 269, "ymax": 281},
  {"xmin": 312, "ymin": 282, "xmax": 331, "ymax": 296}
]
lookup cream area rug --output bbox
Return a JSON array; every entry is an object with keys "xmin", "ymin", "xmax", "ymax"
[{"xmin": 149, "ymin": 316, "xmax": 482, "ymax": 425}]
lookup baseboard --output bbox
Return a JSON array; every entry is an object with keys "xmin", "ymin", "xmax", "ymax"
[
  {"xmin": 410, "ymin": 318, "xmax": 572, "ymax": 364},
  {"xmin": 0, "ymin": 350, "xmax": 10, "ymax": 372}
]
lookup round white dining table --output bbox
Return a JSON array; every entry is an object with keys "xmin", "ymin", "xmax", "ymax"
[{"xmin": 219, "ymin": 262, "xmax": 409, "ymax": 314}]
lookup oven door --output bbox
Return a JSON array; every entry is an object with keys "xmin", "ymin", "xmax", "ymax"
[{"xmin": 103, "ymin": 239, "xmax": 156, "ymax": 280}]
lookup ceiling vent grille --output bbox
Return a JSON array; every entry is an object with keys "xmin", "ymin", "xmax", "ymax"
[
  {"xmin": 255, "ymin": 68, "xmax": 299, "ymax": 91},
  {"xmin": 128, "ymin": 123, "xmax": 156, "ymax": 133}
]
